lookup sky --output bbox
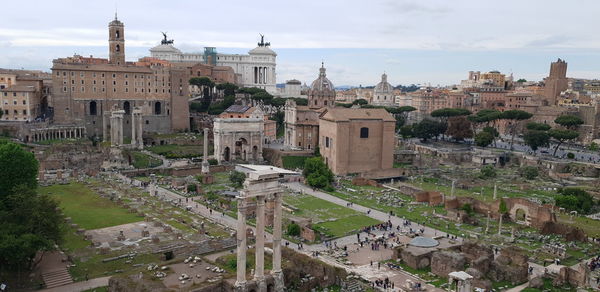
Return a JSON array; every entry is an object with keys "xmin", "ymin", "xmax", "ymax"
[{"xmin": 2, "ymin": 0, "xmax": 600, "ymax": 86}]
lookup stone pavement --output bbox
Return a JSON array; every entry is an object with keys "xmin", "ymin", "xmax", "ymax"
[{"xmin": 39, "ymin": 276, "xmax": 110, "ymax": 292}]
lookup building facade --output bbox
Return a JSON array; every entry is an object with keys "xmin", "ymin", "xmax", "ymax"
[
  {"xmin": 319, "ymin": 108, "xmax": 395, "ymax": 175},
  {"xmin": 150, "ymin": 35, "xmax": 277, "ymax": 94},
  {"xmin": 0, "ymin": 72, "xmax": 49, "ymax": 122},
  {"xmin": 308, "ymin": 64, "xmax": 336, "ymax": 109},
  {"xmin": 51, "ymin": 16, "xmax": 191, "ymax": 139},
  {"xmin": 544, "ymin": 58, "xmax": 568, "ymax": 106},
  {"xmin": 213, "ymin": 107, "xmax": 264, "ymax": 164}
]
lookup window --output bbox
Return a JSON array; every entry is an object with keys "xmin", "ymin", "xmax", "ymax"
[
  {"xmin": 115, "ymin": 44, "xmax": 120, "ymax": 52},
  {"xmin": 89, "ymin": 101, "xmax": 97, "ymax": 115},
  {"xmin": 360, "ymin": 127, "xmax": 369, "ymax": 138},
  {"xmin": 22, "ymin": 110, "xmax": 27, "ymax": 115},
  {"xmin": 22, "ymin": 100, "xmax": 26, "ymax": 105},
  {"xmin": 154, "ymin": 102, "xmax": 161, "ymax": 115},
  {"xmin": 325, "ymin": 137, "xmax": 330, "ymax": 148}
]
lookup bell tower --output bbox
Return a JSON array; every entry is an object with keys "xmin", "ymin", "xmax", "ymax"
[{"xmin": 108, "ymin": 14, "xmax": 125, "ymax": 65}]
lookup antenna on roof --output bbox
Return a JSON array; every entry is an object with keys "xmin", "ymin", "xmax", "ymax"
[{"xmin": 114, "ymin": 2, "xmax": 118, "ymax": 20}]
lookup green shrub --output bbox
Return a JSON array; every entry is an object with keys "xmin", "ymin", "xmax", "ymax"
[
  {"xmin": 282, "ymin": 156, "xmax": 309, "ymax": 169},
  {"xmin": 519, "ymin": 166, "xmax": 539, "ymax": 180},
  {"xmin": 555, "ymin": 188, "xmax": 596, "ymax": 214},
  {"xmin": 479, "ymin": 165, "xmax": 496, "ymax": 179},
  {"xmin": 566, "ymin": 152, "xmax": 575, "ymax": 159},
  {"xmin": 460, "ymin": 203, "xmax": 474, "ymax": 216},
  {"xmin": 286, "ymin": 223, "xmax": 301, "ymax": 236},
  {"xmin": 187, "ymin": 184, "xmax": 197, "ymax": 193},
  {"xmin": 208, "ymin": 158, "xmax": 218, "ymax": 165},
  {"xmin": 229, "ymin": 171, "xmax": 246, "ymax": 188}
]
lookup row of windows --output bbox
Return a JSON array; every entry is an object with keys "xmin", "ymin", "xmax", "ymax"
[
  {"xmin": 2, "ymin": 92, "xmax": 27, "ymax": 97},
  {"xmin": 3, "ymin": 100, "xmax": 27, "ymax": 105},
  {"xmin": 56, "ymin": 71, "xmax": 166, "ymax": 79},
  {"xmin": 62, "ymin": 86, "xmax": 170, "ymax": 94},
  {"xmin": 4, "ymin": 109, "xmax": 27, "ymax": 115}
]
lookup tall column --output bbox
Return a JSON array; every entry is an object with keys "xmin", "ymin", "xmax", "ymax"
[
  {"xmin": 235, "ymin": 198, "xmax": 247, "ymax": 292},
  {"xmin": 202, "ymin": 128, "xmax": 210, "ymax": 173},
  {"xmin": 137, "ymin": 111, "xmax": 143, "ymax": 149},
  {"xmin": 254, "ymin": 196, "xmax": 266, "ymax": 291},
  {"xmin": 272, "ymin": 192, "xmax": 284, "ymax": 291},
  {"xmin": 131, "ymin": 112, "xmax": 137, "ymax": 147}
]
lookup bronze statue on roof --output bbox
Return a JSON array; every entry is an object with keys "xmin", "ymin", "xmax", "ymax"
[
  {"xmin": 161, "ymin": 32, "xmax": 174, "ymax": 45},
  {"xmin": 258, "ymin": 34, "xmax": 270, "ymax": 47}
]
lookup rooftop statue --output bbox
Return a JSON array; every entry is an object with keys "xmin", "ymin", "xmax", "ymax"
[{"xmin": 161, "ymin": 32, "xmax": 174, "ymax": 45}]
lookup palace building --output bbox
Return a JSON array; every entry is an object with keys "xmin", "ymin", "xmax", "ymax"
[
  {"xmin": 52, "ymin": 16, "xmax": 201, "ymax": 139},
  {"xmin": 150, "ymin": 34, "xmax": 277, "ymax": 94}
]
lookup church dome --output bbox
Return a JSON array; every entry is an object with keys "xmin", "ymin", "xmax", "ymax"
[
  {"xmin": 374, "ymin": 73, "xmax": 393, "ymax": 94},
  {"xmin": 310, "ymin": 64, "xmax": 335, "ymax": 92}
]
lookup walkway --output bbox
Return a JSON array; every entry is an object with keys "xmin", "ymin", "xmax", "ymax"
[
  {"xmin": 284, "ymin": 182, "xmax": 463, "ymax": 242},
  {"xmin": 39, "ymin": 276, "xmax": 110, "ymax": 292},
  {"xmin": 141, "ymin": 150, "xmax": 170, "ymax": 168}
]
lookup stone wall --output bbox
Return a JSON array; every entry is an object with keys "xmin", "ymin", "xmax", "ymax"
[
  {"xmin": 282, "ymin": 247, "xmax": 347, "ymax": 290},
  {"xmin": 540, "ymin": 221, "xmax": 587, "ymax": 242},
  {"xmin": 415, "ymin": 191, "xmax": 443, "ymax": 205},
  {"xmin": 430, "ymin": 250, "xmax": 467, "ymax": 278}
]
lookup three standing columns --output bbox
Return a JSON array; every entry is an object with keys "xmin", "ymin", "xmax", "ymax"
[{"xmin": 235, "ymin": 192, "xmax": 284, "ymax": 292}]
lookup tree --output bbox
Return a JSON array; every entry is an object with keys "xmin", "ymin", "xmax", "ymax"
[
  {"xmin": 286, "ymin": 223, "xmax": 301, "ymax": 236},
  {"xmin": 474, "ymin": 131, "xmax": 494, "ymax": 147},
  {"xmin": 479, "ymin": 165, "xmax": 496, "ymax": 179},
  {"xmin": 399, "ymin": 125, "xmax": 413, "ymax": 140},
  {"xmin": 215, "ymin": 82, "xmax": 238, "ymax": 96},
  {"xmin": 519, "ymin": 166, "xmax": 539, "ymax": 180},
  {"xmin": 446, "ymin": 116, "xmax": 473, "ymax": 141},
  {"xmin": 303, "ymin": 157, "xmax": 334, "ymax": 190},
  {"xmin": 526, "ymin": 122, "xmax": 551, "ymax": 131},
  {"xmin": 0, "ymin": 142, "xmax": 39, "ymax": 197},
  {"xmin": 229, "ymin": 171, "xmax": 246, "ymax": 188},
  {"xmin": 516, "ymin": 79, "xmax": 527, "ymax": 83},
  {"xmin": 412, "ymin": 119, "xmax": 445, "ymax": 142},
  {"xmin": 499, "ymin": 198, "xmax": 508, "ymax": 214},
  {"xmin": 500, "ymin": 110, "xmax": 533, "ymax": 150},
  {"xmin": 523, "ymin": 130, "xmax": 550, "ymax": 152},
  {"xmin": 554, "ymin": 115, "xmax": 584, "ymax": 130},
  {"xmin": 352, "ymin": 98, "xmax": 368, "ymax": 105},
  {"xmin": 589, "ymin": 142, "xmax": 599, "ymax": 151},
  {"xmin": 189, "ymin": 77, "xmax": 216, "ymax": 112},
  {"xmin": 387, "ymin": 106, "xmax": 416, "ymax": 131},
  {"xmin": 549, "ymin": 129, "xmax": 579, "ymax": 157},
  {"xmin": 468, "ymin": 109, "xmax": 502, "ymax": 135},
  {"xmin": 431, "ymin": 108, "xmax": 471, "ymax": 139},
  {"xmin": 555, "ymin": 188, "xmax": 596, "ymax": 214}
]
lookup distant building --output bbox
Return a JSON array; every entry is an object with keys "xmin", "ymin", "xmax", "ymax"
[
  {"xmin": 51, "ymin": 16, "xmax": 192, "ymax": 138},
  {"xmin": 276, "ymin": 79, "xmax": 306, "ymax": 98},
  {"xmin": 0, "ymin": 70, "xmax": 50, "ymax": 122},
  {"xmin": 319, "ymin": 107, "xmax": 395, "ymax": 175},
  {"xmin": 151, "ymin": 34, "xmax": 277, "ymax": 94},
  {"xmin": 284, "ymin": 64, "xmax": 335, "ymax": 150},
  {"xmin": 372, "ymin": 73, "xmax": 395, "ymax": 107},
  {"xmin": 543, "ymin": 58, "xmax": 568, "ymax": 106}
]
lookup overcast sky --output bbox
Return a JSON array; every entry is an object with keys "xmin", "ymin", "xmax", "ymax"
[{"xmin": 2, "ymin": 0, "xmax": 600, "ymax": 86}]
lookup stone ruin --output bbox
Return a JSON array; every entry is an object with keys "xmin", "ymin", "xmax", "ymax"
[{"xmin": 397, "ymin": 241, "xmax": 529, "ymax": 291}]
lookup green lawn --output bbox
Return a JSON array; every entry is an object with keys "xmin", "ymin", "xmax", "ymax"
[
  {"xmin": 146, "ymin": 144, "xmax": 211, "ymax": 159},
  {"xmin": 127, "ymin": 151, "xmax": 162, "ymax": 168},
  {"xmin": 284, "ymin": 193, "xmax": 380, "ymax": 238},
  {"xmin": 281, "ymin": 156, "xmax": 310, "ymax": 169},
  {"xmin": 42, "ymin": 183, "xmax": 143, "ymax": 230}
]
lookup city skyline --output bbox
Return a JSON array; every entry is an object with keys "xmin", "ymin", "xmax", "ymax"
[{"xmin": 2, "ymin": 0, "xmax": 600, "ymax": 85}]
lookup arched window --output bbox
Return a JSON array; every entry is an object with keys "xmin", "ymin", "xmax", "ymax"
[
  {"xmin": 116, "ymin": 30, "xmax": 120, "ymax": 38},
  {"xmin": 89, "ymin": 101, "xmax": 97, "ymax": 115},
  {"xmin": 360, "ymin": 127, "xmax": 369, "ymax": 138},
  {"xmin": 123, "ymin": 101, "xmax": 131, "ymax": 114},
  {"xmin": 115, "ymin": 44, "xmax": 120, "ymax": 52},
  {"xmin": 154, "ymin": 102, "xmax": 161, "ymax": 115}
]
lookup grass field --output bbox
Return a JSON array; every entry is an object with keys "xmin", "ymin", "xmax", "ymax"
[
  {"xmin": 284, "ymin": 193, "xmax": 380, "ymax": 238},
  {"xmin": 282, "ymin": 156, "xmax": 310, "ymax": 170},
  {"xmin": 42, "ymin": 183, "xmax": 143, "ymax": 230},
  {"xmin": 146, "ymin": 144, "xmax": 211, "ymax": 159},
  {"xmin": 127, "ymin": 151, "xmax": 162, "ymax": 168}
]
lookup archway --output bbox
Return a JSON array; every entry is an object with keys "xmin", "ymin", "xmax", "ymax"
[
  {"xmin": 90, "ymin": 101, "xmax": 97, "ymax": 116},
  {"xmin": 252, "ymin": 145, "xmax": 258, "ymax": 161},
  {"xmin": 154, "ymin": 102, "xmax": 161, "ymax": 115},
  {"xmin": 267, "ymin": 284, "xmax": 274, "ymax": 292},
  {"xmin": 223, "ymin": 147, "xmax": 230, "ymax": 162},
  {"xmin": 235, "ymin": 138, "xmax": 248, "ymax": 160},
  {"xmin": 515, "ymin": 209, "xmax": 527, "ymax": 222}
]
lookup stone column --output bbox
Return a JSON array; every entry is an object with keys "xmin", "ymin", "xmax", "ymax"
[
  {"xmin": 136, "ymin": 110, "xmax": 143, "ymax": 149},
  {"xmin": 202, "ymin": 128, "xmax": 210, "ymax": 173},
  {"xmin": 254, "ymin": 196, "xmax": 266, "ymax": 291},
  {"xmin": 103, "ymin": 113, "xmax": 110, "ymax": 141},
  {"xmin": 235, "ymin": 198, "xmax": 247, "ymax": 292},
  {"xmin": 493, "ymin": 184, "xmax": 497, "ymax": 200},
  {"xmin": 272, "ymin": 192, "xmax": 284, "ymax": 291},
  {"xmin": 131, "ymin": 112, "xmax": 137, "ymax": 147}
]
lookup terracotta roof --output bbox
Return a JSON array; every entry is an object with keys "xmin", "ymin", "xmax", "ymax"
[{"xmin": 320, "ymin": 107, "xmax": 395, "ymax": 122}]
